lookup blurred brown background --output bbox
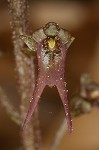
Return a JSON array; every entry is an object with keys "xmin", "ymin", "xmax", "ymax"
[{"xmin": 0, "ymin": 0, "xmax": 99, "ymax": 150}]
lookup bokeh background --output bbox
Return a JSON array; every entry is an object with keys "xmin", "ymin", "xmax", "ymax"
[{"xmin": 0, "ymin": 0, "xmax": 99, "ymax": 150}]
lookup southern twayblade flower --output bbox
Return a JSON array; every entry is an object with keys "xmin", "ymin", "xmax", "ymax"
[{"xmin": 20, "ymin": 22, "xmax": 75, "ymax": 133}]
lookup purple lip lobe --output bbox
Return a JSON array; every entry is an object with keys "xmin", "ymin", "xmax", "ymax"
[{"xmin": 21, "ymin": 22, "xmax": 75, "ymax": 133}]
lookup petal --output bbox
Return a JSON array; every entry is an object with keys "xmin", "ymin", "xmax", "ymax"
[
  {"xmin": 22, "ymin": 76, "xmax": 45, "ymax": 129},
  {"xmin": 58, "ymin": 29, "xmax": 75, "ymax": 48},
  {"xmin": 32, "ymin": 28, "xmax": 47, "ymax": 43},
  {"xmin": 20, "ymin": 35, "xmax": 37, "ymax": 51},
  {"xmin": 56, "ymin": 80, "xmax": 72, "ymax": 134}
]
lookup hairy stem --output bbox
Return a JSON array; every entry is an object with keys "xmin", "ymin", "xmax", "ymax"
[{"xmin": 8, "ymin": 0, "xmax": 42, "ymax": 149}]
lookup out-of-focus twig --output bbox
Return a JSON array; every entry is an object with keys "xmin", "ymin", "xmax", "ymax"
[
  {"xmin": 51, "ymin": 118, "xmax": 67, "ymax": 150},
  {"xmin": 0, "ymin": 86, "xmax": 21, "ymax": 125}
]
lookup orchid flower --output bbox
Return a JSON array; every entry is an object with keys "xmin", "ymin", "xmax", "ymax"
[{"xmin": 20, "ymin": 22, "xmax": 75, "ymax": 133}]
